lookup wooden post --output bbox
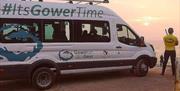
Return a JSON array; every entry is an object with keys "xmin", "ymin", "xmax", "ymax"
[{"xmin": 176, "ymin": 57, "xmax": 180, "ymax": 91}]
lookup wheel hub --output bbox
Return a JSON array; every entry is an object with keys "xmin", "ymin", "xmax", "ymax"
[
  {"xmin": 36, "ymin": 72, "xmax": 52, "ymax": 87},
  {"xmin": 141, "ymin": 63, "xmax": 148, "ymax": 72}
]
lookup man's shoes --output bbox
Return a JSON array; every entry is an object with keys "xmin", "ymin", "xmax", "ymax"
[
  {"xmin": 172, "ymin": 73, "xmax": 175, "ymax": 76},
  {"xmin": 161, "ymin": 73, "xmax": 164, "ymax": 76}
]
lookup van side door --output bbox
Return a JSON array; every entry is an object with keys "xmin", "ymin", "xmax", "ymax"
[{"xmin": 71, "ymin": 20, "xmax": 111, "ymax": 62}]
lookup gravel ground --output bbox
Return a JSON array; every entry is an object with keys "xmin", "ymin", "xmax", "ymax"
[{"xmin": 0, "ymin": 66, "xmax": 174, "ymax": 91}]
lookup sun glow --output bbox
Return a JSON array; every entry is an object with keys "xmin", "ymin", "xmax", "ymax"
[
  {"xmin": 143, "ymin": 22, "xmax": 150, "ymax": 26},
  {"xmin": 134, "ymin": 16, "xmax": 161, "ymax": 26}
]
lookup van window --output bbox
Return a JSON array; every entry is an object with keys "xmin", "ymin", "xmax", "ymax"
[
  {"xmin": 117, "ymin": 24, "xmax": 138, "ymax": 46},
  {"xmin": 0, "ymin": 19, "xmax": 109, "ymax": 43},
  {"xmin": 43, "ymin": 21, "xmax": 70, "ymax": 42},
  {"xmin": 0, "ymin": 21, "xmax": 41, "ymax": 43},
  {"xmin": 75, "ymin": 21, "xmax": 110, "ymax": 42}
]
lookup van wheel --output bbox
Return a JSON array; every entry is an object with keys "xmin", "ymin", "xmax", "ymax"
[
  {"xmin": 133, "ymin": 59, "xmax": 149, "ymax": 77},
  {"xmin": 32, "ymin": 67, "xmax": 55, "ymax": 90}
]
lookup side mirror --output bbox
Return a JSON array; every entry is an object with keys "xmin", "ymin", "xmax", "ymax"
[
  {"xmin": 140, "ymin": 36, "xmax": 144, "ymax": 42},
  {"xmin": 137, "ymin": 36, "xmax": 145, "ymax": 47}
]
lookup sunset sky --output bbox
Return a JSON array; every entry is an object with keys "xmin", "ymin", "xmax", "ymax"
[
  {"xmin": 36, "ymin": 0, "xmax": 179, "ymax": 43},
  {"xmin": 103, "ymin": 0, "xmax": 180, "ymax": 43}
]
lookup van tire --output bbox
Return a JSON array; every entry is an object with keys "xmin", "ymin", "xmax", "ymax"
[
  {"xmin": 133, "ymin": 59, "xmax": 149, "ymax": 77},
  {"xmin": 31, "ymin": 67, "xmax": 55, "ymax": 90}
]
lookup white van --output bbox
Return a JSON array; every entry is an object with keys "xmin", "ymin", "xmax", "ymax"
[{"xmin": 0, "ymin": 0, "xmax": 157, "ymax": 89}]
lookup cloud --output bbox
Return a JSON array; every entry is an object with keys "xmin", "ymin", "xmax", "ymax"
[
  {"xmin": 135, "ymin": 16, "xmax": 162, "ymax": 21},
  {"xmin": 132, "ymin": 16, "xmax": 163, "ymax": 26}
]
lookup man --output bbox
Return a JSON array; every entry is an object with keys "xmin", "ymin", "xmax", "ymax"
[{"xmin": 161, "ymin": 27, "xmax": 179, "ymax": 75}]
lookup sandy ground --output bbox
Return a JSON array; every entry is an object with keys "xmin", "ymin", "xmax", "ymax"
[
  {"xmin": 0, "ymin": 66, "xmax": 174, "ymax": 91},
  {"xmin": 176, "ymin": 82, "xmax": 180, "ymax": 91}
]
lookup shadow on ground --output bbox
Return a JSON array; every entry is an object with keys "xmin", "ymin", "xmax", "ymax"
[{"xmin": 0, "ymin": 69, "xmax": 133, "ymax": 91}]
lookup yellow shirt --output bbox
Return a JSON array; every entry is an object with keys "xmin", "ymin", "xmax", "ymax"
[{"xmin": 163, "ymin": 34, "xmax": 178, "ymax": 51}]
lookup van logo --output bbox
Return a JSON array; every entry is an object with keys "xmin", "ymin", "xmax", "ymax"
[
  {"xmin": 59, "ymin": 50, "xmax": 73, "ymax": 61},
  {"xmin": 0, "ymin": 24, "xmax": 43, "ymax": 61}
]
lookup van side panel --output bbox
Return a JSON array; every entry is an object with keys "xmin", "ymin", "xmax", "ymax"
[{"xmin": 0, "ymin": 64, "xmax": 30, "ymax": 80}]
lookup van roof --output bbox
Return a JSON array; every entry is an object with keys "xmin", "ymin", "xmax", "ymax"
[{"xmin": 0, "ymin": 0, "xmax": 120, "ymax": 20}]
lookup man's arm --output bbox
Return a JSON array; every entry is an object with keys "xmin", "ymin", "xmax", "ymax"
[
  {"xmin": 175, "ymin": 40, "xmax": 178, "ymax": 46},
  {"xmin": 163, "ymin": 36, "xmax": 166, "ymax": 45},
  {"xmin": 175, "ymin": 37, "xmax": 179, "ymax": 46}
]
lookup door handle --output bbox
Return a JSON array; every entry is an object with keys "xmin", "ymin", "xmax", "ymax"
[
  {"xmin": 116, "ymin": 46, "xmax": 122, "ymax": 48},
  {"xmin": 0, "ymin": 57, "xmax": 3, "ymax": 60},
  {"xmin": 16, "ymin": 51, "xmax": 21, "ymax": 53}
]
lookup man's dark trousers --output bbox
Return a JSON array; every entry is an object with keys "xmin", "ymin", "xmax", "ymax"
[{"xmin": 162, "ymin": 50, "xmax": 176, "ymax": 75}]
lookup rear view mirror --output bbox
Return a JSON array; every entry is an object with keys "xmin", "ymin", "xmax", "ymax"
[{"xmin": 82, "ymin": 25, "xmax": 85, "ymax": 28}]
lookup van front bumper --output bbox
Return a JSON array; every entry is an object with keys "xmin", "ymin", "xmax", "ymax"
[{"xmin": 149, "ymin": 57, "xmax": 157, "ymax": 68}]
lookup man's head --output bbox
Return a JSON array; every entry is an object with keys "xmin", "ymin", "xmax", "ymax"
[{"xmin": 168, "ymin": 27, "xmax": 174, "ymax": 34}]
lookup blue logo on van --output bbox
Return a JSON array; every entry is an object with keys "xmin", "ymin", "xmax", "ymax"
[{"xmin": 0, "ymin": 25, "xmax": 43, "ymax": 61}]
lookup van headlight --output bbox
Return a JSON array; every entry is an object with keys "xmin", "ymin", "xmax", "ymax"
[{"xmin": 150, "ymin": 44, "xmax": 155, "ymax": 52}]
